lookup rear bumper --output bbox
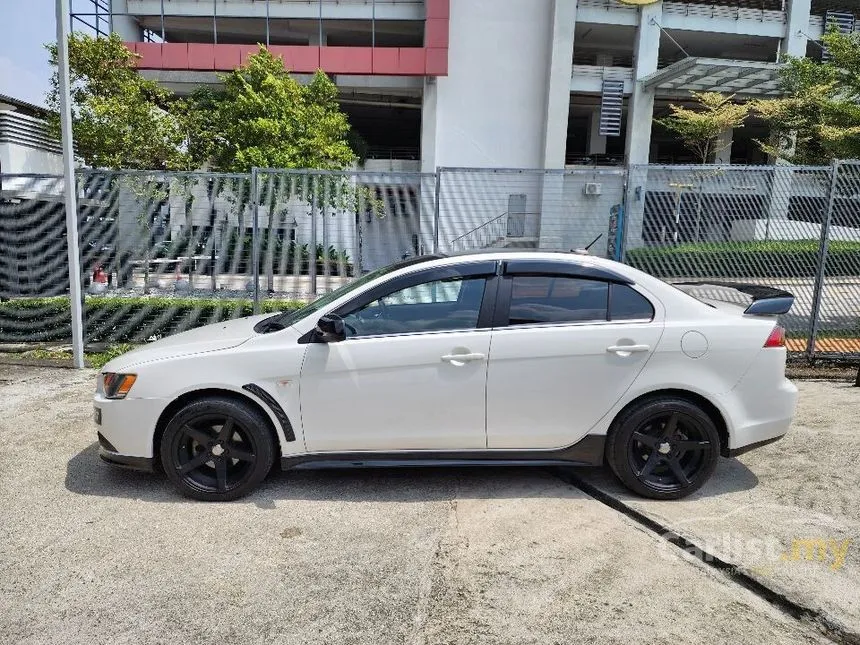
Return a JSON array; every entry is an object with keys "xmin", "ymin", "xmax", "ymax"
[{"xmin": 718, "ymin": 374, "xmax": 798, "ymax": 454}]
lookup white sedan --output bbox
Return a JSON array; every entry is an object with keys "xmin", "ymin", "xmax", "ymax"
[{"xmin": 93, "ymin": 251, "xmax": 797, "ymax": 501}]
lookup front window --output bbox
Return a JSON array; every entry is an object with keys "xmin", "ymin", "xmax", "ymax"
[
  {"xmin": 270, "ymin": 256, "xmax": 440, "ymax": 329},
  {"xmin": 341, "ymin": 276, "xmax": 488, "ymax": 337}
]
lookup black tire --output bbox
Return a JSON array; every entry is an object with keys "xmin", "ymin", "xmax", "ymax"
[
  {"xmin": 606, "ymin": 397, "xmax": 720, "ymax": 500},
  {"xmin": 161, "ymin": 396, "xmax": 276, "ymax": 502}
]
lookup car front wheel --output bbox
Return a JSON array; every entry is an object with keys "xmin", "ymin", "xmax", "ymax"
[
  {"xmin": 606, "ymin": 397, "xmax": 720, "ymax": 500},
  {"xmin": 161, "ymin": 396, "xmax": 275, "ymax": 501}
]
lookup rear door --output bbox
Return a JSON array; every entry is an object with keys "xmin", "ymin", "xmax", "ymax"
[{"xmin": 485, "ymin": 260, "xmax": 664, "ymax": 449}]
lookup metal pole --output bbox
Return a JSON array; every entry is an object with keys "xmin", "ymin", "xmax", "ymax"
[
  {"xmin": 806, "ymin": 160, "xmax": 839, "ymax": 360},
  {"xmin": 160, "ymin": 0, "xmax": 165, "ymax": 40},
  {"xmin": 265, "ymin": 0, "xmax": 270, "ymax": 46},
  {"xmin": 318, "ymin": 0, "xmax": 323, "ymax": 45},
  {"xmin": 310, "ymin": 176, "xmax": 318, "ymax": 296},
  {"xmin": 433, "ymin": 167, "xmax": 442, "ymax": 253},
  {"xmin": 213, "ymin": 0, "xmax": 217, "ymax": 45},
  {"xmin": 372, "ymin": 0, "xmax": 376, "ymax": 47},
  {"xmin": 56, "ymin": 0, "xmax": 86, "ymax": 368},
  {"xmin": 251, "ymin": 169, "xmax": 261, "ymax": 314}
]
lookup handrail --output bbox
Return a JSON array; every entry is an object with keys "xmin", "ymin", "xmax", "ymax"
[{"xmin": 450, "ymin": 212, "xmax": 509, "ymax": 245}]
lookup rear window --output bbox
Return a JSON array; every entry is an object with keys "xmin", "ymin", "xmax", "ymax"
[
  {"xmin": 609, "ymin": 284, "xmax": 655, "ymax": 321},
  {"xmin": 505, "ymin": 277, "xmax": 655, "ymax": 325}
]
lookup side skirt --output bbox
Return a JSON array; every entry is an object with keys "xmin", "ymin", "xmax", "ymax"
[{"xmin": 280, "ymin": 434, "xmax": 605, "ymax": 471}]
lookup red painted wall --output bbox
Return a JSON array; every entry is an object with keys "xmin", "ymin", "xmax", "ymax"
[{"xmin": 128, "ymin": 0, "xmax": 448, "ymax": 77}]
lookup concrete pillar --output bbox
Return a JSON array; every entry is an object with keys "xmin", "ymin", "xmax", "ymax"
[
  {"xmin": 541, "ymin": 0, "xmax": 578, "ymax": 169},
  {"xmin": 782, "ymin": 0, "xmax": 811, "ymax": 58},
  {"xmin": 713, "ymin": 127, "xmax": 733, "ymax": 164},
  {"xmin": 587, "ymin": 108, "xmax": 607, "ymax": 155},
  {"xmin": 110, "ymin": 0, "xmax": 143, "ymax": 41},
  {"xmin": 625, "ymin": 2, "xmax": 662, "ymax": 166},
  {"xmin": 421, "ymin": 78, "xmax": 438, "ymax": 174},
  {"xmin": 623, "ymin": 2, "xmax": 662, "ymax": 252}
]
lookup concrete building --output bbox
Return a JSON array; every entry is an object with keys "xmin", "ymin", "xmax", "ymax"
[
  {"xmin": 0, "ymin": 95, "xmax": 62, "ymax": 179},
  {"xmin": 74, "ymin": 0, "xmax": 859, "ymax": 172}
]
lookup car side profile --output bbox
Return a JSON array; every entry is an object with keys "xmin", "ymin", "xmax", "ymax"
[{"xmin": 93, "ymin": 251, "xmax": 798, "ymax": 501}]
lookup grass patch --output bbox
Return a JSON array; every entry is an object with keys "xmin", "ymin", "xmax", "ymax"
[{"xmin": 0, "ymin": 296, "xmax": 305, "ymax": 344}]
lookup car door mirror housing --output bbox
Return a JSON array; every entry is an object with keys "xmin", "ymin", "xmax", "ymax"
[{"xmin": 314, "ymin": 314, "xmax": 346, "ymax": 343}]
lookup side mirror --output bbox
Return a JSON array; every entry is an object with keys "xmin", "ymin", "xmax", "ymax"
[{"xmin": 314, "ymin": 314, "xmax": 346, "ymax": 343}]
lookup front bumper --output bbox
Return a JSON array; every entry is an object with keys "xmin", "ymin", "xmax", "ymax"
[
  {"xmin": 99, "ymin": 448, "xmax": 155, "ymax": 472},
  {"xmin": 93, "ymin": 393, "xmax": 167, "ymax": 460}
]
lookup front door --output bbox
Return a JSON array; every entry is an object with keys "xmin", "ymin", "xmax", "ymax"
[
  {"xmin": 299, "ymin": 266, "xmax": 496, "ymax": 452},
  {"xmin": 486, "ymin": 273, "xmax": 663, "ymax": 449}
]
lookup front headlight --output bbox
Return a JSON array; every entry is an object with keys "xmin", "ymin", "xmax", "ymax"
[{"xmin": 101, "ymin": 373, "xmax": 137, "ymax": 399}]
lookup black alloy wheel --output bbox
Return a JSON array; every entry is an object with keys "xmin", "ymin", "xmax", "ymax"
[
  {"xmin": 607, "ymin": 397, "xmax": 720, "ymax": 500},
  {"xmin": 161, "ymin": 397, "xmax": 275, "ymax": 501}
]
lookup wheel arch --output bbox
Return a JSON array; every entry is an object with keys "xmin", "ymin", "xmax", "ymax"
[
  {"xmin": 609, "ymin": 388, "xmax": 730, "ymax": 458},
  {"xmin": 152, "ymin": 388, "xmax": 285, "ymax": 471}
]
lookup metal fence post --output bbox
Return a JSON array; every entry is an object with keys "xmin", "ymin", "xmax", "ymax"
[
  {"xmin": 433, "ymin": 167, "xmax": 442, "ymax": 253},
  {"xmin": 251, "ymin": 168, "xmax": 261, "ymax": 314},
  {"xmin": 57, "ymin": 0, "xmax": 85, "ymax": 368},
  {"xmin": 806, "ymin": 159, "xmax": 839, "ymax": 359},
  {"xmin": 310, "ymin": 175, "xmax": 318, "ymax": 296}
]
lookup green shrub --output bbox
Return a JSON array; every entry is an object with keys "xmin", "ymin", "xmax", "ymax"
[
  {"xmin": 0, "ymin": 296, "xmax": 305, "ymax": 344},
  {"xmin": 627, "ymin": 240, "xmax": 860, "ymax": 279}
]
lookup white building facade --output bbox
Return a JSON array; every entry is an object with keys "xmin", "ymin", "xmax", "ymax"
[{"xmin": 79, "ymin": 0, "xmax": 856, "ymax": 172}]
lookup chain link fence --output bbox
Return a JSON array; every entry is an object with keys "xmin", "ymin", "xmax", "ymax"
[{"xmin": 2, "ymin": 162, "xmax": 860, "ymax": 362}]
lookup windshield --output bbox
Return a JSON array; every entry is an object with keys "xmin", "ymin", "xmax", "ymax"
[{"xmin": 271, "ymin": 255, "xmax": 442, "ymax": 328}]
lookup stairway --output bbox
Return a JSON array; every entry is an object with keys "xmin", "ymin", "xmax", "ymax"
[
  {"xmin": 599, "ymin": 80, "xmax": 624, "ymax": 137},
  {"xmin": 822, "ymin": 11, "xmax": 855, "ymax": 61}
]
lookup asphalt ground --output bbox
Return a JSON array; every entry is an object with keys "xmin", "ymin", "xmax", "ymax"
[{"xmin": 0, "ymin": 366, "xmax": 855, "ymax": 645}]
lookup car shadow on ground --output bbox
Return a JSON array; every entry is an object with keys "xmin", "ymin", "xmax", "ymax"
[{"xmin": 65, "ymin": 442, "xmax": 759, "ymax": 506}]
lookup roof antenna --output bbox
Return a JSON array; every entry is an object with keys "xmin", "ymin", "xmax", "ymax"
[{"xmin": 572, "ymin": 234, "xmax": 603, "ymax": 255}]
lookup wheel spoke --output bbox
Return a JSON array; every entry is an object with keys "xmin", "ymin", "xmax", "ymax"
[
  {"xmin": 229, "ymin": 447, "xmax": 255, "ymax": 463},
  {"xmin": 666, "ymin": 456, "xmax": 690, "ymax": 486},
  {"xmin": 217, "ymin": 417, "xmax": 235, "ymax": 442},
  {"xmin": 215, "ymin": 458, "xmax": 228, "ymax": 492},
  {"xmin": 632, "ymin": 431, "xmax": 658, "ymax": 447},
  {"xmin": 181, "ymin": 424, "xmax": 212, "ymax": 445},
  {"xmin": 660, "ymin": 413, "xmax": 679, "ymax": 439},
  {"xmin": 177, "ymin": 450, "xmax": 210, "ymax": 475},
  {"xmin": 676, "ymin": 440, "xmax": 710, "ymax": 453},
  {"xmin": 639, "ymin": 450, "xmax": 661, "ymax": 478}
]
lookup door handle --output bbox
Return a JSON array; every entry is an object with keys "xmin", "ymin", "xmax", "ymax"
[
  {"xmin": 441, "ymin": 352, "xmax": 486, "ymax": 365},
  {"xmin": 606, "ymin": 344, "xmax": 651, "ymax": 355}
]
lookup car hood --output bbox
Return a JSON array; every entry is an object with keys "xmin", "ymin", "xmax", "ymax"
[{"xmin": 103, "ymin": 313, "xmax": 277, "ymax": 371}]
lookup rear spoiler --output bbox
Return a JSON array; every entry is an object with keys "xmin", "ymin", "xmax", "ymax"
[{"xmin": 674, "ymin": 282, "xmax": 795, "ymax": 315}]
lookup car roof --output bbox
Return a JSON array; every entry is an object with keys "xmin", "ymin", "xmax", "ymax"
[{"xmin": 396, "ymin": 250, "xmax": 636, "ymax": 285}]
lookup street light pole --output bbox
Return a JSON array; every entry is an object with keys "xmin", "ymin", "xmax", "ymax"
[{"xmin": 56, "ymin": 0, "xmax": 86, "ymax": 368}]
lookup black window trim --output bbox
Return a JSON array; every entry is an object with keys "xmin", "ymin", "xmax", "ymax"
[
  {"xmin": 492, "ymin": 274, "xmax": 655, "ymax": 330},
  {"xmin": 327, "ymin": 260, "xmax": 500, "ymax": 339},
  {"xmin": 502, "ymin": 259, "xmax": 633, "ymax": 284}
]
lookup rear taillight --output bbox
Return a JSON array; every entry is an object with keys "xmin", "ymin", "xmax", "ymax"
[{"xmin": 764, "ymin": 325, "xmax": 786, "ymax": 348}]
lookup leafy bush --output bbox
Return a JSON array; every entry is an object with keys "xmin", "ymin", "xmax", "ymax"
[
  {"xmin": 626, "ymin": 240, "xmax": 860, "ymax": 278},
  {"xmin": 0, "ymin": 296, "xmax": 305, "ymax": 343},
  {"xmin": 219, "ymin": 233, "xmax": 353, "ymax": 276}
]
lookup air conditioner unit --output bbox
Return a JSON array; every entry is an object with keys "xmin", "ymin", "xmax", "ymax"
[{"xmin": 583, "ymin": 182, "xmax": 602, "ymax": 196}]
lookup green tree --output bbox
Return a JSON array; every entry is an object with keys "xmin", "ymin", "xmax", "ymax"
[
  {"xmin": 656, "ymin": 91, "xmax": 750, "ymax": 164},
  {"xmin": 178, "ymin": 47, "xmax": 361, "ymax": 289},
  {"xmin": 182, "ymin": 47, "xmax": 356, "ymax": 172},
  {"xmin": 752, "ymin": 31, "xmax": 860, "ymax": 164},
  {"xmin": 46, "ymin": 33, "xmax": 187, "ymax": 170}
]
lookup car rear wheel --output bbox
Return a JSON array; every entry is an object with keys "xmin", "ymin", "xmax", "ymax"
[
  {"xmin": 606, "ymin": 397, "xmax": 720, "ymax": 500},
  {"xmin": 161, "ymin": 397, "xmax": 275, "ymax": 501}
]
